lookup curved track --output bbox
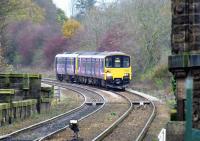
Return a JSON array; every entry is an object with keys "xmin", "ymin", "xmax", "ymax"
[
  {"xmin": 0, "ymin": 80, "xmax": 105, "ymax": 141},
  {"xmin": 93, "ymin": 91, "xmax": 156, "ymax": 141},
  {"xmin": 93, "ymin": 92, "xmax": 155, "ymax": 141},
  {"xmin": 42, "ymin": 78, "xmax": 156, "ymax": 141},
  {"xmin": 0, "ymin": 78, "xmax": 156, "ymax": 141},
  {"xmin": 91, "ymin": 91, "xmax": 133, "ymax": 141}
]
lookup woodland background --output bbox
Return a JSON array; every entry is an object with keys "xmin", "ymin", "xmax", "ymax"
[{"xmin": 0, "ymin": 0, "xmax": 171, "ymax": 89}]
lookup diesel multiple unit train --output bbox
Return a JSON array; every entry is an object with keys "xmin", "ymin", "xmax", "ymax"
[{"xmin": 55, "ymin": 51, "xmax": 132, "ymax": 89}]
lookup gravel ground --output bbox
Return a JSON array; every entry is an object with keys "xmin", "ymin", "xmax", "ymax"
[
  {"xmin": 119, "ymin": 91, "xmax": 146, "ymax": 101},
  {"xmin": 11, "ymin": 105, "xmax": 100, "ymax": 141},
  {"xmin": 104, "ymin": 107, "xmax": 152, "ymax": 141},
  {"xmin": 46, "ymin": 89, "xmax": 130, "ymax": 141},
  {"xmin": 129, "ymin": 87, "xmax": 171, "ymax": 141},
  {"xmin": 144, "ymin": 102, "xmax": 170, "ymax": 141},
  {"xmin": 43, "ymin": 87, "xmax": 170, "ymax": 141},
  {"xmin": 0, "ymin": 88, "xmax": 83, "ymax": 136},
  {"xmin": 131, "ymin": 83, "xmax": 172, "ymax": 141}
]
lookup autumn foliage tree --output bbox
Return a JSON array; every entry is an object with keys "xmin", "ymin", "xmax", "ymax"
[
  {"xmin": 62, "ymin": 19, "xmax": 81, "ymax": 38},
  {"xmin": 99, "ymin": 24, "xmax": 126, "ymax": 51},
  {"xmin": 4, "ymin": 0, "xmax": 68, "ymax": 67},
  {"xmin": 43, "ymin": 36, "xmax": 69, "ymax": 66},
  {"xmin": 0, "ymin": 0, "xmax": 45, "ymax": 68}
]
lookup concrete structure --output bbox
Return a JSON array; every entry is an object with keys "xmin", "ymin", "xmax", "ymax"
[
  {"xmin": 0, "ymin": 74, "xmax": 53, "ymax": 126},
  {"xmin": 168, "ymin": 0, "xmax": 200, "ymax": 140}
]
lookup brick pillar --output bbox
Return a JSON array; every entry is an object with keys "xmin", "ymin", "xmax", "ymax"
[{"xmin": 169, "ymin": 0, "xmax": 200, "ymax": 123}]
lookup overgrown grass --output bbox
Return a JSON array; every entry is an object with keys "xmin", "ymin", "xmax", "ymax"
[
  {"xmin": 139, "ymin": 64, "xmax": 171, "ymax": 89},
  {"xmin": 166, "ymin": 99, "xmax": 176, "ymax": 109}
]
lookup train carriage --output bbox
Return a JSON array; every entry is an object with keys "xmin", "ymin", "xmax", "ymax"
[
  {"xmin": 55, "ymin": 54, "xmax": 67, "ymax": 81},
  {"xmin": 55, "ymin": 53, "xmax": 78, "ymax": 81},
  {"xmin": 55, "ymin": 51, "xmax": 132, "ymax": 90},
  {"xmin": 77, "ymin": 53, "xmax": 104, "ymax": 85}
]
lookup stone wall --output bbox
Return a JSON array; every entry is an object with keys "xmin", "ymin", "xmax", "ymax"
[
  {"xmin": 0, "ymin": 74, "xmax": 53, "ymax": 126},
  {"xmin": 171, "ymin": 0, "xmax": 200, "ymax": 54},
  {"xmin": 170, "ymin": 0, "xmax": 200, "ymax": 123}
]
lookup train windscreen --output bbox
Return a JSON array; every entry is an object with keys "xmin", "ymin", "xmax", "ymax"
[{"xmin": 105, "ymin": 55, "xmax": 130, "ymax": 68}]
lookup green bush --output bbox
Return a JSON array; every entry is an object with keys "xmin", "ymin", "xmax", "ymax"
[
  {"xmin": 154, "ymin": 78, "xmax": 164, "ymax": 89},
  {"xmin": 170, "ymin": 109, "xmax": 177, "ymax": 121}
]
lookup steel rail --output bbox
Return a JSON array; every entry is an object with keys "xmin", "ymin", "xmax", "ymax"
[
  {"xmin": 92, "ymin": 91, "xmax": 133, "ymax": 141},
  {"xmin": 38, "ymin": 79, "xmax": 106, "ymax": 141},
  {"xmin": 132, "ymin": 91, "xmax": 156, "ymax": 141},
  {"xmin": 92, "ymin": 90, "xmax": 156, "ymax": 141},
  {"xmin": 43, "ymin": 78, "xmax": 156, "ymax": 141},
  {"xmin": 0, "ymin": 79, "xmax": 105, "ymax": 141}
]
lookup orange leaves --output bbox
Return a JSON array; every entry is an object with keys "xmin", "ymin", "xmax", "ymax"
[{"xmin": 62, "ymin": 19, "xmax": 81, "ymax": 38}]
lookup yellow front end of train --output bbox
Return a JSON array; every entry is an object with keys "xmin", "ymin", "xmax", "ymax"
[
  {"xmin": 103, "ymin": 54, "xmax": 132, "ymax": 89},
  {"xmin": 104, "ymin": 67, "xmax": 132, "ymax": 80}
]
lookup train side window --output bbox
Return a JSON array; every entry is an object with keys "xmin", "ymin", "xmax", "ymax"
[
  {"xmin": 101, "ymin": 59, "xmax": 104, "ymax": 68},
  {"xmin": 105, "ymin": 57, "xmax": 112, "ymax": 68},
  {"xmin": 82, "ymin": 58, "xmax": 86, "ymax": 73},
  {"xmin": 58, "ymin": 58, "xmax": 64, "ymax": 64}
]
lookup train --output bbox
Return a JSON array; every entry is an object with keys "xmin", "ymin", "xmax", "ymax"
[{"xmin": 55, "ymin": 51, "xmax": 132, "ymax": 90}]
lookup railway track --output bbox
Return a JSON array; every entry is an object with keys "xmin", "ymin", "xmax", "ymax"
[
  {"xmin": 96, "ymin": 91, "xmax": 155, "ymax": 141},
  {"xmin": 0, "ymin": 80, "xmax": 105, "ymax": 141},
  {"xmin": 0, "ymin": 78, "xmax": 156, "ymax": 141},
  {"xmin": 42, "ymin": 79, "xmax": 156, "ymax": 141}
]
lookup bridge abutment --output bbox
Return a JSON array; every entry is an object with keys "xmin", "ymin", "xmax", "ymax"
[{"xmin": 168, "ymin": 0, "xmax": 200, "ymax": 140}]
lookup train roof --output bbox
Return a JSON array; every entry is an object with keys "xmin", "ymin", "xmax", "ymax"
[
  {"xmin": 55, "ymin": 53, "xmax": 79, "ymax": 58},
  {"xmin": 55, "ymin": 51, "xmax": 129, "ymax": 58},
  {"xmin": 73, "ymin": 51, "xmax": 98, "ymax": 55},
  {"xmin": 78, "ymin": 51, "xmax": 128, "ymax": 58}
]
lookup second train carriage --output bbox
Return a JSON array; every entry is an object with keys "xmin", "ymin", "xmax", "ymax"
[{"xmin": 55, "ymin": 51, "xmax": 132, "ymax": 89}]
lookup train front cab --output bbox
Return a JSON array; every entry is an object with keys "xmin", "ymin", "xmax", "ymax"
[{"xmin": 104, "ymin": 55, "xmax": 132, "ymax": 90}]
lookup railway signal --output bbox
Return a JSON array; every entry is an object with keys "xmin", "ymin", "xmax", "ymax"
[{"xmin": 69, "ymin": 120, "xmax": 79, "ymax": 140}]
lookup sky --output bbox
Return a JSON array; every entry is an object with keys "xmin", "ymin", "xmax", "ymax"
[
  {"xmin": 52, "ymin": 0, "xmax": 115, "ymax": 17},
  {"xmin": 52, "ymin": 0, "xmax": 71, "ymax": 17}
]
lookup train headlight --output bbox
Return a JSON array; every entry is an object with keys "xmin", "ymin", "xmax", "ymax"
[
  {"xmin": 106, "ymin": 73, "xmax": 112, "ymax": 77},
  {"xmin": 106, "ymin": 73, "xmax": 113, "ymax": 80},
  {"xmin": 124, "ymin": 73, "xmax": 129, "ymax": 77}
]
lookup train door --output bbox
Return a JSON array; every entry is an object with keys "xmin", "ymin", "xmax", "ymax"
[
  {"xmin": 92, "ymin": 58, "xmax": 95, "ymax": 77},
  {"xmin": 85, "ymin": 58, "xmax": 87, "ymax": 76},
  {"xmin": 65, "ymin": 57, "xmax": 67, "ymax": 74},
  {"xmin": 88, "ymin": 58, "xmax": 92, "ymax": 76},
  {"xmin": 100, "ymin": 59, "xmax": 104, "ymax": 78},
  {"xmin": 82, "ymin": 58, "xmax": 86, "ymax": 76},
  {"xmin": 73, "ymin": 57, "xmax": 76, "ymax": 74},
  {"xmin": 94, "ymin": 58, "xmax": 98, "ymax": 77},
  {"xmin": 78, "ymin": 58, "xmax": 81, "ymax": 75}
]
